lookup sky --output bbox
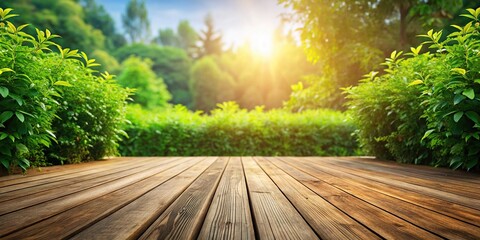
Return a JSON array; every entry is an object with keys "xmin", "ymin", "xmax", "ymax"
[{"xmin": 96, "ymin": 0, "xmax": 289, "ymax": 48}]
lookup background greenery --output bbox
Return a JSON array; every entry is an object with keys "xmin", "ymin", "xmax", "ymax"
[
  {"xmin": 1, "ymin": 0, "xmax": 480, "ymax": 172},
  {"xmin": 121, "ymin": 103, "xmax": 359, "ymax": 156}
]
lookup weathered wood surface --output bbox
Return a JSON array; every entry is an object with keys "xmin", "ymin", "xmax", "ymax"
[{"xmin": 0, "ymin": 156, "xmax": 479, "ymax": 239}]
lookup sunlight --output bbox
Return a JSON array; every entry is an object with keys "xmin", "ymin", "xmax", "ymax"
[{"xmin": 247, "ymin": 29, "xmax": 274, "ymax": 58}]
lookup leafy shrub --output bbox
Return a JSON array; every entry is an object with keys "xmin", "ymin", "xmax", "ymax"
[
  {"xmin": 45, "ymin": 67, "xmax": 129, "ymax": 164},
  {"xmin": 120, "ymin": 102, "xmax": 359, "ymax": 156},
  {"xmin": 346, "ymin": 7, "xmax": 480, "ymax": 170},
  {"xmin": 114, "ymin": 44, "xmax": 192, "ymax": 106},
  {"xmin": 345, "ymin": 53, "xmax": 441, "ymax": 164},
  {"xmin": 0, "ymin": 8, "xmax": 61, "ymax": 171},
  {"xmin": 419, "ymin": 8, "xmax": 480, "ymax": 170},
  {"xmin": 0, "ymin": 8, "xmax": 129, "ymax": 171},
  {"xmin": 117, "ymin": 56, "xmax": 171, "ymax": 109}
]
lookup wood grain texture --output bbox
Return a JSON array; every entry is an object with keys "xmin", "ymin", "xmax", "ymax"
[
  {"xmin": 284, "ymin": 157, "xmax": 480, "ymax": 239},
  {"xmin": 139, "ymin": 157, "xmax": 229, "ymax": 240},
  {"xmin": 70, "ymin": 157, "xmax": 221, "ymax": 240},
  {"xmin": 242, "ymin": 157, "xmax": 319, "ymax": 240},
  {"xmin": 1, "ymin": 157, "xmax": 204, "ymax": 240},
  {"xmin": 0, "ymin": 157, "xmax": 165, "ymax": 205},
  {"xmin": 296, "ymin": 157, "xmax": 480, "ymax": 227},
  {"xmin": 0, "ymin": 157, "xmax": 182, "ymax": 237},
  {"xmin": 198, "ymin": 157, "xmax": 255, "ymax": 240},
  {"xmin": 0, "ymin": 156, "xmax": 479, "ymax": 239},
  {"xmin": 266, "ymin": 157, "xmax": 440, "ymax": 239},
  {"xmin": 326, "ymin": 157, "xmax": 480, "ymax": 198}
]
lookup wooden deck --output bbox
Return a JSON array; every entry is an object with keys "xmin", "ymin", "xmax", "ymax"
[{"xmin": 0, "ymin": 157, "xmax": 479, "ymax": 239}]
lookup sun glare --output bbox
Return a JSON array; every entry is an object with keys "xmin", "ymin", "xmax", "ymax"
[{"xmin": 247, "ymin": 30, "xmax": 274, "ymax": 58}]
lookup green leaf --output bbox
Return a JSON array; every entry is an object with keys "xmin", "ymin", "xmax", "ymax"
[
  {"xmin": 16, "ymin": 143, "xmax": 28, "ymax": 154},
  {"xmin": 454, "ymin": 95, "xmax": 465, "ymax": 105},
  {"xmin": 462, "ymin": 88, "xmax": 475, "ymax": 99},
  {"xmin": 0, "ymin": 86, "xmax": 8, "ymax": 98},
  {"xmin": 54, "ymin": 81, "xmax": 72, "ymax": 87},
  {"xmin": 408, "ymin": 80, "xmax": 423, "ymax": 86},
  {"xmin": 451, "ymin": 68, "xmax": 466, "ymax": 75},
  {"xmin": 454, "ymin": 111, "xmax": 464, "ymax": 122},
  {"xmin": 0, "ymin": 68, "xmax": 14, "ymax": 75},
  {"xmin": 18, "ymin": 158, "xmax": 30, "ymax": 170},
  {"xmin": 466, "ymin": 159, "xmax": 478, "ymax": 170},
  {"xmin": 465, "ymin": 111, "xmax": 480, "ymax": 125},
  {"xmin": 0, "ymin": 111, "xmax": 14, "ymax": 123},
  {"xmin": 15, "ymin": 112, "xmax": 24, "ymax": 122},
  {"xmin": 0, "ymin": 132, "xmax": 8, "ymax": 141},
  {"xmin": 0, "ymin": 157, "xmax": 10, "ymax": 170},
  {"xmin": 422, "ymin": 129, "xmax": 435, "ymax": 141}
]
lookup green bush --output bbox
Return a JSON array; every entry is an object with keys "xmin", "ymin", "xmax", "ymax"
[
  {"xmin": 120, "ymin": 102, "xmax": 359, "ymax": 156},
  {"xmin": 345, "ymin": 53, "xmax": 441, "ymax": 164},
  {"xmin": 117, "ymin": 56, "xmax": 171, "ymax": 109},
  {"xmin": 346, "ymin": 7, "xmax": 480, "ymax": 170},
  {"xmin": 0, "ymin": 8, "xmax": 60, "ymax": 171},
  {"xmin": 0, "ymin": 8, "xmax": 129, "ymax": 170},
  {"xmin": 45, "ymin": 68, "xmax": 129, "ymax": 165},
  {"xmin": 420, "ymin": 8, "xmax": 480, "ymax": 170}
]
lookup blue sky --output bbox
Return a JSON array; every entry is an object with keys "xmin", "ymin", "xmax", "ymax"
[{"xmin": 96, "ymin": 0, "xmax": 287, "ymax": 47}]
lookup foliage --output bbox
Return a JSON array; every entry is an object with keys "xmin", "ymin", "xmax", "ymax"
[
  {"xmin": 345, "ymin": 54, "xmax": 440, "ymax": 164},
  {"xmin": 120, "ymin": 103, "xmax": 359, "ymax": 156},
  {"xmin": 81, "ymin": 0, "xmax": 126, "ymax": 51},
  {"xmin": 279, "ymin": 0, "xmax": 468, "ymax": 110},
  {"xmin": 90, "ymin": 49, "xmax": 119, "ymax": 73},
  {"xmin": 177, "ymin": 20, "xmax": 198, "ymax": 56},
  {"xmin": 152, "ymin": 20, "xmax": 198, "ymax": 57},
  {"xmin": 346, "ymin": 7, "xmax": 480, "ymax": 170},
  {"xmin": 154, "ymin": 28, "xmax": 178, "ymax": 47},
  {"xmin": 0, "ymin": 8, "xmax": 129, "ymax": 171},
  {"xmin": 0, "ymin": 0, "xmax": 107, "ymax": 54},
  {"xmin": 0, "ymin": 8, "xmax": 60, "ymax": 171},
  {"xmin": 117, "ymin": 56, "xmax": 171, "ymax": 109},
  {"xmin": 115, "ymin": 43, "xmax": 192, "ymax": 106},
  {"xmin": 46, "ymin": 68, "xmax": 130, "ymax": 165},
  {"xmin": 419, "ymin": 8, "xmax": 480, "ymax": 170},
  {"xmin": 122, "ymin": 0, "xmax": 150, "ymax": 43},
  {"xmin": 194, "ymin": 14, "xmax": 223, "ymax": 58},
  {"xmin": 190, "ymin": 57, "xmax": 235, "ymax": 111},
  {"xmin": 212, "ymin": 34, "xmax": 317, "ymax": 110}
]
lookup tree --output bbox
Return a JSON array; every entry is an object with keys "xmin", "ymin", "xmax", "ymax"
[
  {"xmin": 115, "ymin": 43, "xmax": 192, "ymax": 107},
  {"xmin": 122, "ymin": 0, "xmax": 150, "ymax": 43},
  {"xmin": 153, "ymin": 28, "xmax": 179, "ymax": 47},
  {"xmin": 177, "ymin": 20, "xmax": 198, "ymax": 56},
  {"xmin": 190, "ymin": 57, "xmax": 234, "ymax": 111},
  {"xmin": 117, "ymin": 56, "xmax": 171, "ymax": 109},
  {"xmin": 81, "ymin": 0, "xmax": 126, "ymax": 50},
  {"xmin": 279, "ymin": 0, "xmax": 467, "ymax": 110},
  {"xmin": 0, "ymin": 0, "xmax": 106, "ymax": 54},
  {"xmin": 195, "ymin": 14, "xmax": 223, "ymax": 58}
]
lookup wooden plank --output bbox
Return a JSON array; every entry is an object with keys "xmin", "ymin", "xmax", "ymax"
[
  {"xmin": 0, "ymin": 157, "xmax": 188, "ymax": 237},
  {"xmin": 0, "ymin": 157, "xmax": 154, "ymax": 195},
  {"xmin": 254, "ymin": 157, "xmax": 379, "ymax": 239},
  {"xmin": 198, "ymin": 157, "xmax": 255, "ymax": 240},
  {"xmin": 1, "ymin": 157, "xmax": 206, "ymax": 239},
  {"xmin": 0, "ymin": 157, "xmax": 139, "ymax": 186},
  {"xmin": 0, "ymin": 157, "xmax": 166, "ymax": 203},
  {"xmin": 282, "ymin": 157, "xmax": 480, "ymax": 239},
  {"xmin": 138, "ymin": 157, "xmax": 228, "ymax": 240},
  {"xmin": 326, "ymin": 157, "xmax": 480, "ymax": 197},
  {"xmin": 242, "ymin": 157, "xmax": 319, "ymax": 240},
  {"xmin": 70, "ymin": 157, "xmax": 224, "ymax": 240},
  {"xmin": 338, "ymin": 157, "xmax": 480, "ymax": 185},
  {"xmin": 266, "ymin": 157, "xmax": 440, "ymax": 239},
  {"xmin": 304, "ymin": 157, "xmax": 480, "ymax": 211},
  {"xmin": 0, "ymin": 157, "xmax": 178, "ymax": 215}
]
